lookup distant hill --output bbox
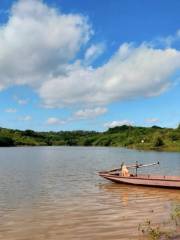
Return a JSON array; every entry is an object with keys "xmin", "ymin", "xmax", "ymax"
[{"xmin": 0, "ymin": 125, "xmax": 180, "ymax": 152}]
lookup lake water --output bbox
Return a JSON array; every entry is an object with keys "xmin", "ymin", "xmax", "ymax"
[{"xmin": 0, "ymin": 146, "xmax": 179, "ymax": 240}]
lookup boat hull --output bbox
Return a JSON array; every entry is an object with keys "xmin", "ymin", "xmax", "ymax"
[{"xmin": 99, "ymin": 172, "xmax": 180, "ymax": 189}]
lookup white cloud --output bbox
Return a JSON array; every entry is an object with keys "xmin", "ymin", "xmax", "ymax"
[
  {"xmin": 154, "ymin": 29, "xmax": 180, "ymax": 48},
  {"xmin": 104, "ymin": 120, "xmax": 133, "ymax": 129},
  {"xmin": 46, "ymin": 117, "xmax": 66, "ymax": 125},
  {"xmin": 84, "ymin": 43, "xmax": 105, "ymax": 64},
  {"xmin": 19, "ymin": 115, "xmax": 32, "ymax": 121},
  {"xmin": 5, "ymin": 108, "xmax": 17, "ymax": 113},
  {"xmin": 39, "ymin": 43, "xmax": 180, "ymax": 108},
  {"xmin": 0, "ymin": 0, "xmax": 180, "ymax": 110},
  {"xmin": 0, "ymin": 0, "xmax": 91, "ymax": 89},
  {"xmin": 145, "ymin": 118, "xmax": 159, "ymax": 124},
  {"xmin": 74, "ymin": 107, "xmax": 107, "ymax": 119}
]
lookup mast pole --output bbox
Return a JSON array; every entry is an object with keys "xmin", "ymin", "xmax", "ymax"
[{"xmin": 136, "ymin": 161, "xmax": 138, "ymax": 176}]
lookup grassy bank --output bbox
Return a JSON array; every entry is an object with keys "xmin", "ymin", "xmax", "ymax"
[{"xmin": 0, "ymin": 125, "xmax": 180, "ymax": 152}]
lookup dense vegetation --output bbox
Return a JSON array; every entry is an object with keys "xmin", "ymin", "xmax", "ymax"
[{"xmin": 0, "ymin": 124, "xmax": 180, "ymax": 151}]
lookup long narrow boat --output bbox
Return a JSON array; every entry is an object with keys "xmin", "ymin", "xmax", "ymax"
[{"xmin": 99, "ymin": 162, "xmax": 180, "ymax": 189}]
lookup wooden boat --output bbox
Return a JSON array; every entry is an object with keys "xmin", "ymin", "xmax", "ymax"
[{"xmin": 99, "ymin": 162, "xmax": 180, "ymax": 189}]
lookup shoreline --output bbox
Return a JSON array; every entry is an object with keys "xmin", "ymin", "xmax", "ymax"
[
  {"xmin": 0, "ymin": 144, "xmax": 180, "ymax": 153},
  {"xmin": 1, "ymin": 125, "xmax": 180, "ymax": 152}
]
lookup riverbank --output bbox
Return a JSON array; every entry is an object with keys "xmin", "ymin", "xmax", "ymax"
[{"xmin": 0, "ymin": 125, "xmax": 180, "ymax": 152}]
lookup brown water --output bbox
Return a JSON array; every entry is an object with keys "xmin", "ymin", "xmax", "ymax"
[{"xmin": 0, "ymin": 146, "xmax": 179, "ymax": 240}]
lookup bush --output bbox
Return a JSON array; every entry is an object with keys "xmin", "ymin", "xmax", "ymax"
[
  {"xmin": 93, "ymin": 136, "xmax": 112, "ymax": 146},
  {"xmin": 123, "ymin": 137, "xmax": 134, "ymax": 146},
  {"xmin": 169, "ymin": 132, "xmax": 180, "ymax": 141},
  {"xmin": 153, "ymin": 136, "xmax": 164, "ymax": 147},
  {"xmin": 0, "ymin": 136, "xmax": 14, "ymax": 146},
  {"xmin": 82, "ymin": 138, "xmax": 93, "ymax": 146},
  {"xmin": 65, "ymin": 138, "xmax": 78, "ymax": 146}
]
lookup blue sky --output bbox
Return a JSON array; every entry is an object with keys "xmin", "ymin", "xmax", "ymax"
[{"xmin": 0, "ymin": 0, "xmax": 180, "ymax": 131}]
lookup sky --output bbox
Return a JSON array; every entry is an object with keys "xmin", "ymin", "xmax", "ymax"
[{"xmin": 0, "ymin": 0, "xmax": 180, "ymax": 131}]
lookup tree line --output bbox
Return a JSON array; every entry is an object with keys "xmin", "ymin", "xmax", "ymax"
[{"xmin": 0, "ymin": 124, "xmax": 180, "ymax": 151}]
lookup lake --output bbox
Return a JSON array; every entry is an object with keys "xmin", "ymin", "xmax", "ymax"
[{"xmin": 0, "ymin": 146, "xmax": 179, "ymax": 239}]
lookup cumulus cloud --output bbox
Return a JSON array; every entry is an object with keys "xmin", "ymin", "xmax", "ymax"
[
  {"xmin": 74, "ymin": 107, "xmax": 107, "ymax": 119},
  {"xmin": 0, "ymin": 0, "xmax": 91, "ymax": 89},
  {"xmin": 39, "ymin": 43, "xmax": 180, "ymax": 107},
  {"xmin": 46, "ymin": 117, "xmax": 66, "ymax": 125},
  {"xmin": 0, "ymin": 0, "xmax": 180, "ymax": 110},
  {"xmin": 5, "ymin": 108, "xmax": 17, "ymax": 113},
  {"xmin": 104, "ymin": 120, "xmax": 133, "ymax": 129}
]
